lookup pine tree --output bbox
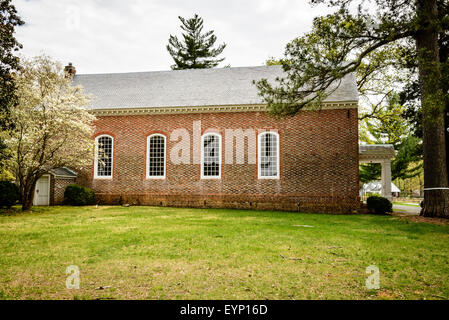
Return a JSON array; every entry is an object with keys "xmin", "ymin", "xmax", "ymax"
[{"xmin": 167, "ymin": 14, "xmax": 226, "ymax": 70}]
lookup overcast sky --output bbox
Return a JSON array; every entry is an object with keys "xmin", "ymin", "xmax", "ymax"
[{"xmin": 14, "ymin": 0, "xmax": 334, "ymax": 74}]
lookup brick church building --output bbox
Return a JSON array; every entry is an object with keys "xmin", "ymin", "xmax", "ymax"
[{"xmin": 72, "ymin": 65, "xmax": 360, "ymax": 213}]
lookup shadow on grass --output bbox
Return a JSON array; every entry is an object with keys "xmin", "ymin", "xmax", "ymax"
[
  {"xmin": 0, "ymin": 205, "xmax": 64, "ymax": 216},
  {"xmin": 0, "ymin": 206, "xmax": 23, "ymax": 216}
]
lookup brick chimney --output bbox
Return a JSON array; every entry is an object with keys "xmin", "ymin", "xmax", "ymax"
[{"xmin": 64, "ymin": 63, "xmax": 76, "ymax": 78}]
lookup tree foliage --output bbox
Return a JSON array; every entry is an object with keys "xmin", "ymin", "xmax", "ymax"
[
  {"xmin": 255, "ymin": 0, "xmax": 449, "ymax": 217},
  {"xmin": 0, "ymin": 0, "xmax": 24, "ymax": 164},
  {"xmin": 167, "ymin": 14, "xmax": 226, "ymax": 70},
  {"xmin": 0, "ymin": 180, "xmax": 19, "ymax": 208},
  {"xmin": 0, "ymin": 56, "xmax": 96, "ymax": 211},
  {"xmin": 360, "ymin": 93, "xmax": 422, "ymax": 183},
  {"xmin": 255, "ymin": 2, "xmax": 417, "ymax": 116},
  {"xmin": 265, "ymin": 57, "xmax": 283, "ymax": 66}
]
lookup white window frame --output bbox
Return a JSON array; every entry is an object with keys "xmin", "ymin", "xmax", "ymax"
[
  {"xmin": 201, "ymin": 132, "xmax": 222, "ymax": 179},
  {"xmin": 94, "ymin": 134, "xmax": 114, "ymax": 179},
  {"xmin": 258, "ymin": 131, "xmax": 280, "ymax": 179},
  {"xmin": 146, "ymin": 133, "xmax": 167, "ymax": 180}
]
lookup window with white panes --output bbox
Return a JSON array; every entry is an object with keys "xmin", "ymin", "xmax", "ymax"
[
  {"xmin": 147, "ymin": 134, "xmax": 166, "ymax": 179},
  {"xmin": 258, "ymin": 132, "xmax": 279, "ymax": 179},
  {"xmin": 201, "ymin": 133, "xmax": 221, "ymax": 179},
  {"xmin": 95, "ymin": 135, "xmax": 113, "ymax": 179}
]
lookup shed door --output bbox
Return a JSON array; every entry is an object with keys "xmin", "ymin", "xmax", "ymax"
[{"xmin": 34, "ymin": 175, "xmax": 50, "ymax": 206}]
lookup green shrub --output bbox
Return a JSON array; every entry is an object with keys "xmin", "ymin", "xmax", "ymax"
[
  {"xmin": 367, "ymin": 195, "xmax": 393, "ymax": 215},
  {"xmin": 64, "ymin": 184, "xmax": 96, "ymax": 206},
  {"xmin": 0, "ymin": 181, "xmax": 20, "ymax": 208}
]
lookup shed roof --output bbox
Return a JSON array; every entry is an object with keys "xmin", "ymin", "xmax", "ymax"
[
  {"xmin": 49, "ymin": 167, "xmax": 77, "ymax": 178},
  {"xmin": 73, "ymin": 65, "xmax": 358, "ymax": 110}
]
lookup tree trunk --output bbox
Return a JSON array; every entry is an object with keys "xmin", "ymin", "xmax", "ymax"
[
  {"xmin": 416, "ymin": 0, "xmax": 449, "ymax": 217},
  {"xmin": 21, "ymin": 178, "xmax": 37, "ymax": 211},
  {"xmin": 445, "ymin": 99, "xmax": 449, "ymax": 183}
]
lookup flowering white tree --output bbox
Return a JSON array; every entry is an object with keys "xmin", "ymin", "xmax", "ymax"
[{"xmin": 1, "ymin": 55, "xmax": 95, "ymax": 211}]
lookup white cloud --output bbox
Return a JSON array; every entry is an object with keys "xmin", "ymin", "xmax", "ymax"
[{"xmin": 14, "ymin": 0, "xmax": 333, "ymax": 74}]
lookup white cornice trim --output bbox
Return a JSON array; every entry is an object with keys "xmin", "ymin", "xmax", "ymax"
[{"xmin": 89, "ymin": 101, "xmax": 358, "ymax": 116}]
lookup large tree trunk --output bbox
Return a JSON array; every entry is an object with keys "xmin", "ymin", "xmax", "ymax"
[
  {"xmin": 416, "ymin": 0, "xmax": 449, "ymax": 217},
  {"xmin": 445, "ymin": 106, "xmax": 449, "ymax": 183}
]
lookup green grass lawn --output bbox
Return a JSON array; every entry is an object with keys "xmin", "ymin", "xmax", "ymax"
[{"xmin": 0, "ymin": 206, "xmax": 448, "ymax": 300}]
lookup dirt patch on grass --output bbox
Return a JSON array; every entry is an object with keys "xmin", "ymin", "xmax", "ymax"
[{"xmin": 393, "ymin": 213, "xmax": 449, "ymax": 226}]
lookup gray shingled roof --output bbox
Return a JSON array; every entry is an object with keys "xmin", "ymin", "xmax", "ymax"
[
  {"xmin": 49, "ymin": 167, "xmax": 77, "ymax": 178},
  {"xmin": 73, "ymin": 65, "xmax": 358, "ymax": 110}
]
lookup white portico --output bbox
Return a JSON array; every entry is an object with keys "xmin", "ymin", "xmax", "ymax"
[{"xmin": 359, "ymin": 144, "xmax": 396, "ymax": 201}]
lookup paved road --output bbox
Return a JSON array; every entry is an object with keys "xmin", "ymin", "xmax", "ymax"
[{"xmin": 393, "ymin": 204, "xmax": 421, "ymax": 216}]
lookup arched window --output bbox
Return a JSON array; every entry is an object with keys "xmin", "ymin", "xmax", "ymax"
[
  {"xmin": 147, "ymin": 134, "xmax": 166, "ymax": 179},
  {"xmin": 94, "ymin": 135, "xmax": 113, "ymax": 179},
  {"xmin": 258, "ymin": 132, "xmax": 279, "ymax": 179},
  {"xmin": 201, "ymin": 133, "xmax": 221, "ymax": 179}
]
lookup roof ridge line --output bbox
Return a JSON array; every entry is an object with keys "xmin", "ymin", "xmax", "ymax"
[{"xmin": 74, "ymin": 65, "xmax": 281, "ymax": 77}]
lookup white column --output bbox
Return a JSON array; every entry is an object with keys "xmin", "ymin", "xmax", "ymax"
[{"xmin": 381, "ymin": 159, "xmax": 392, "ymax": 201}]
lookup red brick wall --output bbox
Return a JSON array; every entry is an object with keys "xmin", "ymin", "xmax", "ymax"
[
  {"xmin": 53, "ymin": 177, "xmax": 76, "ymax": 205},
  {"xmin": 77, "ymin": 109, "xmax": 360, "ymax": 213}
]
